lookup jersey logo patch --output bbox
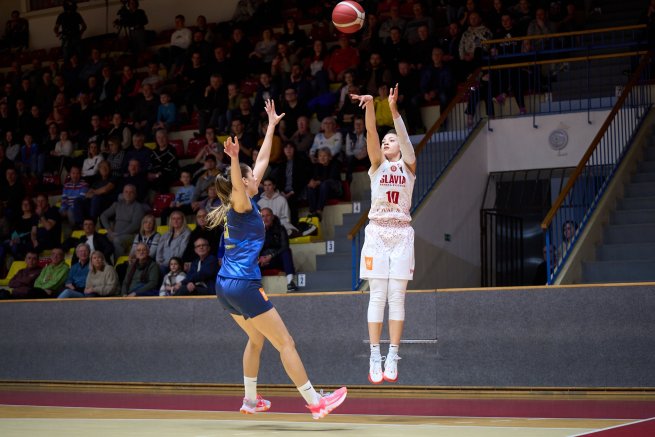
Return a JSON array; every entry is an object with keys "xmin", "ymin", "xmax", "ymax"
[
  {"xmin": 365, "ymin": 256, "xmax": 373, "ymax": 270},
  {"xmin": 390, "ymin": 165, "xmax": 397, "ymax": 172},
  {"xmin": 259, "ymin": 287, "xmax": 269, "ymax": 301}
]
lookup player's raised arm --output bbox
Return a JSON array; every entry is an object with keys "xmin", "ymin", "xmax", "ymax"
[
  {"xmin": 253, "ymin": 99, "xmax": 284, "ymax": 186},
  {"xmin": 225, "ymin": 136, "xmax": 250, "ymax": 213},
  {"xmin": 350, "ymin": 93, "xmax": 382, "ymax": 171},
  {"xmin": 389, "ymin": 84, "xmax": 416, "ymax": 175}
]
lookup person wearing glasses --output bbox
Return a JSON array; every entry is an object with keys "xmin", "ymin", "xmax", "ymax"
[{"xmin": 177, "ymin": 238, "xmax": 217, "ymax": 295}]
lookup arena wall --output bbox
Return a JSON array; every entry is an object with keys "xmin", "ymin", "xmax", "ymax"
[{"xmin": 1, "ymin": 285, "xmax": 653, "ymax": 388}]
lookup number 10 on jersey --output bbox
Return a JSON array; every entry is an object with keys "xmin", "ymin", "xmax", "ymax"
[{"xmin": 386, "ymin": 190, "xmax": 399, "ymax": 204}]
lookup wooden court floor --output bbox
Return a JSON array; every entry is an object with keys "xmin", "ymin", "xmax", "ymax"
[{"xmin": 1, "ymin": 383, "xmax": 654, "ymax": 436}]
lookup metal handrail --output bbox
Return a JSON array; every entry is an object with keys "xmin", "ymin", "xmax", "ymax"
[
  {"xmin": 541, "ymin": 55, "xmax": 651, "ymax": 230},
  {"xmin": 482, "ymin": 24, "xmax": 646, "ymax": 47},
  {"xmin": 482, "ymin": 50, "xmax": 647, "ymax": 70},
  {"xmin": 539, "ymin": 52, "xmax": 653, "ymax": 284}
]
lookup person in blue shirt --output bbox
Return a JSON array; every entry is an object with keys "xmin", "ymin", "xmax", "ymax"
[
  {"xmin": 160, "ymin": 170, "xmax": 195, "ymax": 225},
  {"xmin": 206, "ymin": 100, "xmax": 346, "ymax": 419},
  {"xmin": 153, "ymin": 92, "xmax": 177, "ymax": 131},
  {"xmin": 58, "ymin": 243, "xmax": 91, "ymax": 298}
]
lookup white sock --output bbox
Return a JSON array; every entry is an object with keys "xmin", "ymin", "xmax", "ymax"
[
  {"xmin": 244, "ymin": 376, "xmax": 257, "ymax": 401},
  {"xmin": 388, "ymin": 344, "xmax": 399, "ymax": 357},
  {"xmin": 370, "ymin": 343, "xmax": 381, "ymax": 357},
  {"xmin": 297, "ymin": 380, "xmax": 320, "ymax": 405},
  {"xmin": 286, "ymin": 274, "xmax": 294, "ymax": 284}
]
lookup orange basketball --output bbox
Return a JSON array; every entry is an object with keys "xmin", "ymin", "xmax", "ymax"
[{"xmin": 332, "ymin": 1, "xmax": 365, "ymax": 34}]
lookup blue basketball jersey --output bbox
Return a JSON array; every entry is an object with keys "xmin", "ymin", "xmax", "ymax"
[{"xmin": 219, "ymin": 198, "xmax": 265, "ymax": 280}]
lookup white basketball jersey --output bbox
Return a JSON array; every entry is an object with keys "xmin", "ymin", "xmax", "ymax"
[{"xmin": 368, "ymin": 159, "xmax": 415, "ymax": 224}]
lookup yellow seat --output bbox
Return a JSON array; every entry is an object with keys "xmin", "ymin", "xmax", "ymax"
[
  {"xmin": 70, "ymin": 230, "xmax": 85, "ymax": 239},
  {"xmin": 188, "ymin": 223, "xmax": 196, "ymax": 231},
  {"xmin": 72, "ymin": 149, "xmax": 85, "ymax": 158},
  {"xmin": 289, "ymin": 216, "xmax": 322, "ymax": 244},
  {"xmin": 217, "ymin": 135, "xmax": 229, "ymax": 144},
  {"xmin": 115, "ymin": 256, "xmax": 130, "ymax": 266},
  {"xmin": 0, "ymin": 261, "xmax": 27, "ymax": 287},
  {"xmin": 157, "ymin": 225, "xmax": 169, "ymax": 235},
  {"xmin": 145, "ymin": 142, "xmax": 156, "ymax": 150},
  {"xmin": 97, "ymin": 228, "xmax": 108, "ymax": 234}
]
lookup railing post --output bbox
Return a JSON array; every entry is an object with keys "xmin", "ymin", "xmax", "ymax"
[{"xmin": 545, "ymin": 228, "xmax": 552, "ymax": 285}]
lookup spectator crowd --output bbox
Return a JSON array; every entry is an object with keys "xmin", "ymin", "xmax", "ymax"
[{"xmin": 0, "ymin": 0, "xmax": 592, "ymax": 296}]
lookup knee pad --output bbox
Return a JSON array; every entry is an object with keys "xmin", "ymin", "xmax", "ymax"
[
  {"xmin": 387, "ymin": 279, "xmax": 408, "ymax": 321},
  {"xmin": 367, "ymin": 278, "xmax": 388, "ymax": 323}
]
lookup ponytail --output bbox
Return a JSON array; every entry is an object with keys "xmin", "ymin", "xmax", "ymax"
[{"xmin": 205, "ymin": 163, "xmax": 252, "ymax": 230}]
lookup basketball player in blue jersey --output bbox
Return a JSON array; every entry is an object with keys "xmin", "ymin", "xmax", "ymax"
[
  {"xmin": 350, "ymin": 85, "xmax": 417, "ymax": 385},
  {"xmin": 206, "ymin": 100, "xmax": 347, "ymax": 419}
]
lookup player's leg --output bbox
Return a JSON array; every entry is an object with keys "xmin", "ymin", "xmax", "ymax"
[
  {"xmin": 231, "ymin": 314, "xmax": 270, "ymax": 414},
  {"xmin": 384, "ymin": 278, "xmax": 408, "ymax": 382},
  {"xmin": 367, "ymin": 278, "xmax": 388, "ymax": 384},
  {"xmin": 249, "ymin": 307, "xmax": 347, "ymax": 419},
  {"xmin": 384, "ymin": 226, "xmax": 414, "ymax": 382}
]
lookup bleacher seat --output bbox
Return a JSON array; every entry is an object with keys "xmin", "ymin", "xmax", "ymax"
[
  {"xmin": 170, "ymin": 139, "xmax": 185, "ymax": 157},
  {"xmin": 186, "ymin": 138, "xmax": 206, "ymax": 158},
  {"xmin": 326, "ymin": 180, "xmax": 351, "ymax": 205},
  {"xmin": 0, "ymin": 261, "xmax": 26, "ymax": 288},
  {"xmin": 156, "ymin": 225, "xmax": 169, "ymax": 235},
  {"xmin": 261, "ymin": 269, "xmax": 283, "ymax": 276},
  {"xmin": 152, "ymin": 193, "xmax": 175, "ymax": 217},
  {"xmin": 145, "ymin": 142, "xmax": 156, "ymax": 150},
  {"xmin": 289, "ymin": 216, "xmax": 322, "ymax": 244},
  {"xmin": 115, "ymin": 256, "xmax": 130, "ymax": 266}
]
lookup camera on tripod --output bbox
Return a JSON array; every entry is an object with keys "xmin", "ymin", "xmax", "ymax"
[{"xmin": 114, "ymin": 0, "xmax": 131, "ymax": 31}]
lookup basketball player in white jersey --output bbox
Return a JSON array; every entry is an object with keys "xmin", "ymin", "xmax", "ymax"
[{"xmin": 350, "ymin": 84, "xmax": 416, "ymax": 384}]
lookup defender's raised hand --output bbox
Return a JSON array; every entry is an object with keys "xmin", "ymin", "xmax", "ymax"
[
  {"xmin": 224, "ymin": 136, "xmax": 240, "ymax": 160},
  {"xmin": 265, "ymin": 99, "xmax": 285, "ymax": 126}
]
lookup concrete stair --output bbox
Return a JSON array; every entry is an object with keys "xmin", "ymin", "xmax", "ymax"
[
  {"xmin": 582, "ymin": 145, "xmax": 655, "ymax": 283},
  {"xmin": 299, "ymin": 205, "xmax": 369, "ymax": 292}
]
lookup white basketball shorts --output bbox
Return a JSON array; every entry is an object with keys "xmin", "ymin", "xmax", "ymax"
[{"xmin": 360, "ymin": 221, "xmax": 415, "ymax": 280}]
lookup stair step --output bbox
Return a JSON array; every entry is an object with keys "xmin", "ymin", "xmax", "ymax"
[
  {"xmin": 632, "ymin": 172, "xmax": 655, "ymax": 183},
  {"xmin": 582, "ymin": 260, "xmax": 655, "ymax": 283},
  {"xmin": 618, "ymin": 196, "xmax": 655, "ymax": 210},
  {"xmin": 604, "ymin": 223, "xmax": 655, "ymax": 244},
  {"xmin": 611, "ymin": 209, "xmax": 655, "ymax": 225},
  {"xmin": 638, "ymin": 161, "xmax": 655, "ymax": 172},
  {"xmin": 341, "ymin": 213, "xmax": 365, "ymax": 228},
  {"xmin": 325, "ymin": 237, "xmax": 354, "ymax": 254},
  {"xmin": 596, "ymin": 242, "xmax": 655, "ymax": 261},
  {"xmin": 315, "ymin": 252, "xmax": 353, "ymax": 271},
  {"xmin": 299, "ymin": 269, "xmax": 354, "ymax": 292},
  {"xmin": 644, "ymin": 147, "xmax": 655, "ymax": 161},
  {"xmin": 625, "ymin": 182, "xmax": 655, "ymax": 197}
]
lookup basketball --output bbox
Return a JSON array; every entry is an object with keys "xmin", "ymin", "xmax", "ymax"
[{"xmin": 332, "ymin": 1, "xmax": 365, "ymax": 34}]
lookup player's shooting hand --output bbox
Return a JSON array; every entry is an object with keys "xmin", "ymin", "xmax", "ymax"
[
  {"xmin": 388, "ymin": 83, "xmax": 399, "ymax": 108},
  {"xmin": 224, "ymin": 136, "xmax": 239, "ymax": 160},
  {"xmin": 350, "ymin": 94, "xmax": 373, "ymax": 108}
]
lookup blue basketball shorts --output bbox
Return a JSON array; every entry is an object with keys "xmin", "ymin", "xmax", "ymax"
[{"xmin": 215, "ymin": 276, "xmax": 274, "ymax": 319}]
